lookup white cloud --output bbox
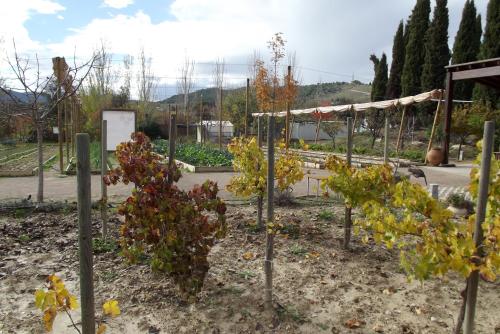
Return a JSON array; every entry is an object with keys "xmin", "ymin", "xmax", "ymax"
[
  {"xmin": 1, "ymin": 0, "xmax": 491, "ymax": 97},
  {"xmin": 102, "ymin": 0, "xmax": 134, "ymax": 9}
]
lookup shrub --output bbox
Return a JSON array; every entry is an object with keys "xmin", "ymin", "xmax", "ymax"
[{"xmin": 105, "ymin": 132, "xmax": 227, "ymax": 296}]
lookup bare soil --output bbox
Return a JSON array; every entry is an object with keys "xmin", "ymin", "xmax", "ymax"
[{"xmin": 1, "ymin": 202, "xmax": 499, "ymax": 334}]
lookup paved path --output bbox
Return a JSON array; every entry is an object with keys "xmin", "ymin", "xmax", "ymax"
[{"xmin": 0, "ymin": 164, "xmax": 473, "ymax": 203}]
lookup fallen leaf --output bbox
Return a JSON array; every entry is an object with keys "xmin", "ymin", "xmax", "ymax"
[
  {"xmin": 242, "ymin": 252, "xmax": 255, "ymax": 260},
  {"xmin": 344, "ymin": 318, "xmax": 364, "ymax": 329}
]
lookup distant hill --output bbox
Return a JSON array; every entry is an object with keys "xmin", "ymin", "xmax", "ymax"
[{"xmin": 161, "ymin": 81, "xmax": 371, "ymax": 108}]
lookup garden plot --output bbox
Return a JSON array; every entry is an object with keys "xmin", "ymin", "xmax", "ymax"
[
  {"xmin": 1, "ymin": 203, "xmax": 499, "ymax": 334},
  {"xmin": 0, "ymin": 144, "xmax": 58, "ymax": 176},
  {"xmin": 153, "ymin": 140, "xmax": 234, "ymax": 172}
]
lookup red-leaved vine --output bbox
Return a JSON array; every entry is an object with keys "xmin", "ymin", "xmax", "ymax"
[{"xmin": 104, "ymin": 132, "xmax": 227, "ymax": 296}]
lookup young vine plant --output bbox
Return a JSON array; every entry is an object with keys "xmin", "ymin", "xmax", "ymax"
[
  {"xmin": 104, "ymin": 132, "xmax": 227, "ymax": 297},
  {"xmin": 321, "ymin": 148, "xmax": 499, "ymax": 282},
  {"xmin": 34, "ymin": 275, "xmax": 120, "ymax": 333}
]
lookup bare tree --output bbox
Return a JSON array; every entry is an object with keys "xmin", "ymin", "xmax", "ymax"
[
  {"xmin": 178, "ymin": 56, "xmax": 194, "ymax": 137},
  {"xmin": 80, "ymin": 41, "xmax": 114, "ymax": 137},
  {"xmin": 137, "ymin": 47, "xmax": 157, "ymax": 126},
  {"xmin": 0, "ymin": 40, "xmax": 96, "ymax": 202}
]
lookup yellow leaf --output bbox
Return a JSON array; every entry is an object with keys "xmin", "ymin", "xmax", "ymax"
[
  {"xmin": 68, "ymin": 294, "xmax": 79, "ymax": 310},
  {"xmin": 97, "ymin": 324, "xmax": 107, "ymax": 334},
  {"xmin": 242, "ymin": 252, "xmax": 254, "ymax": 260},
  {"xmin": 103, "ymin": 300, "xmax": 120, "ymax": 317},
  {"xmin": 43, "ymin": 306, "xmax": 57, "ymax": 332},
  {"xmin": 35, "ymin": 290, "xmax": 46, "ymax": 309}
]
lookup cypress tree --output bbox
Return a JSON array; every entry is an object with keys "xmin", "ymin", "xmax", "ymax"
[
  {"xmin": 473, "ymin": 0, "xmax": 500, "ymax": 106},
  {"xmin": 401, "ymin": 0, "xmax": 431, "ymax": 97},
  {"xmin": 451, "ymin": 0, "xmax": 482, "ymax": 100},
  {"xmin": 386, "ymin": 21, "xmax": 405, "ymax": 98},
  {"xmin": 370, "ymin": 53, "xmax": 388, "ymax": 102},
  {"xmin": 421, "ymin": 0, "xmax": 450, "ymax": 91}
]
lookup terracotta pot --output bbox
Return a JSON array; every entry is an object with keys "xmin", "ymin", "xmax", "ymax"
[{"xmin": 426, "ymin": 147, "xmax": 444, "ymax": 166}]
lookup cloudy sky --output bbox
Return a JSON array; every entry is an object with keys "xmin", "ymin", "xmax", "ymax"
[{"xmin": 0, "ymin": 0, "xmax": 489, "ymax": 99}]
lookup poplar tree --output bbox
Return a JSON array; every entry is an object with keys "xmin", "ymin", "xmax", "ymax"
[
  {"xmin": 473, "ymin": 0, "xmax": 500, "ymax": 106},
  {"xmin": 401, "ymin": 0, "xmax": 431, "ymax": 97},
  {"xmin": 421, "ymin": 0, "xmax": 450, "ymax": 91},
  {"xmin": 386, "ymin": 21, "xmax": 405, "ymax": 99},
  {"xmin": 451, "ymin": 0, "xmax": 482, "ymax": 100}
]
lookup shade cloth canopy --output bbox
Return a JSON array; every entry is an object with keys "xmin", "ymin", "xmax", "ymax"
[{"xmin": 252, "ymin": 89, "xmax": 443, "ymax": 117}]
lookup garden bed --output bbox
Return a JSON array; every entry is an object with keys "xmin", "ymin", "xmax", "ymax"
[
  {"xmin": 1, "ymin": 204, "xmax": 499, "ymax": 333},
  {"xmin": 153, "ymin": 140, "xmax": 234, "ymax": 172}
]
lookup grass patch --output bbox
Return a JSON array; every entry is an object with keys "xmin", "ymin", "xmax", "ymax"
[
  {"xmin": 92, "ymin": 237, "xmax": 118, "ymax": 254},
  {"xmin": 153, "ymin": 139, "xmax": 233, "ymax": 167},
  {"xmin": 289, "ymin": 243, "xmax": 307, "ymax": 256},
  {"xmin": 277, "ymin": 304, "xmax": 308, "ymax": 324},
  {"xmin": 238, "ymin": 270, "xmax": 257, "ymax": 280},
  {"xmin": 318, "ymin": 210, "xmax": 334, "ymax": 221},
  {"xmin": 18, "ymin": 234, "xmax": 30, "ymax": 242}
]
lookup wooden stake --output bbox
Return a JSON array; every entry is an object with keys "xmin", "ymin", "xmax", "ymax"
[
  {"xmin": 264, "ymin": 115, "xmax": 275, "ymax": 309},
  {"xmin": 425, "ymin": 92, "xmax": 443, "ymax": 163},
  {"xmin": 383, "ymin": 117, "xmax": 389, "ymax": 164},
  {"xmin": 76, "ymin": 133, "xmax": 95, "ymax": 334},
  {"xmin": 65, "ymin": 99, "xmax": 70, "ymax": 164},
  {"xmin": 219, "ymin": 87, "xmax": 223, "ymax": 150},
  {"xmin": 464, "ymin": 121, "xmax": 495, "ymax": 334},
  {"xmin": 315, "ymin": 111, "xmax": 321, "ymax": 144},
  {"xmin": 285, "ymin": 65, "xmax": 291, "ymax": 148},
  {"xmin": 344, "ymin": 117, "xmax": 353, "ymax": 249},
  {"xmin": 200, "ymin": 94, "xmax": 203, "ymax": 144},
  {"xmin": 396, "ymin": 105, "xmax": 407, "ymax": 156},
  {"xmin": 101, "ymin": 120, "xmax": 108, "ymax": 239},
  {"xmin": 257, "ymin": 116, "xmax": 264, "ymax": 229},
  {"xmin": 245, "ymin": 78, "xmax": 249, "ymax": 137},
  {"xmin": 168, "ymin": 115, "xmax": 177, "ymax": 184}
]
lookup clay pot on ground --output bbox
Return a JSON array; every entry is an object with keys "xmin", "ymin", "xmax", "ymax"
[{"xmin": 426, "ymin": 147, "xmax": 444, "ymax": 166}]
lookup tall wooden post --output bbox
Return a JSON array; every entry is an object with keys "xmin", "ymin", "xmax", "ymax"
[
  {"xmin": 344, "ymin": 117, "xmax": 353, "ymax": 249},
  {"xmin": 245, "ymin": 78, "xmax": 249, "ymax": 137},
  {"xmin": 285, "ymin": 65, "xmax": 291, "ymax": 148},
  {"xmin": 425, "ymin": 92, "xmax": 443, "ymax": 164},
  {"xmin": 200, "ymin": 94, "xmax": 203, "ymax": 144},
  {"xmin": 76, "ymin": 133, "xmax": 95, "ymax": 334},
  {"xmin": 65, "ymin": 99, "xmax": 70, "ymax": 163},
  {"xmin": 464, "ymin": 121, "xmax": 495, "ymax": 334},
  {"xmin": 396, "ymin": 105, "xmax": 407, "ymax": 156},
  {"xmin": 442, "ymin": 71, "xmax": 453, "ymax": 165},
  {"xmin": 257, "ymin": 116, "xmax": 263, "ymax": 229},
  {"xmin": 168, "ymin": 115, "xmax": 177, "ymax": 184},
  {"xmin": 52, "ymin": 57, "xmax": 64, "ymax": 173},
  {"xmin": 101, "ymin": 120, "xmax": 108, "ymax": 239},
  {"xmin": 383, "ymin": 117, "xmax": 389, "ymax": 164},
  {"xmin": 219, "ymin": 87, "xmax": 223, "ymax": 150},
  {"xmin": 264, "ymin": 115, "xmax": 275, "ymax": 309}
]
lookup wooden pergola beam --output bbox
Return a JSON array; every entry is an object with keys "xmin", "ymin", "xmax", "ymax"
[{"xmin": 451, "ymin": 65, "xmax": 500, "ymax": 81}]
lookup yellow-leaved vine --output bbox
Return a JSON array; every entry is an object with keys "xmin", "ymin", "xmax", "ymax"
[
  {"xmin": 34, "ymin": 275, "xmax": 120, "ymax": 333},
  {"xmin": 321, "ymin": 150, "xmax": 499, "ymax": 282}
]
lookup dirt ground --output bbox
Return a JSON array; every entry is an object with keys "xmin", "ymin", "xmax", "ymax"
[{"xmin": 1, "ymin": 201, "xmax": 499, "ymax": 334}]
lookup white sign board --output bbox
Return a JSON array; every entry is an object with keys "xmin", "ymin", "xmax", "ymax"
[{"xmin": 102, "ymin": 110, "xmax": 136, "ymax": 151}]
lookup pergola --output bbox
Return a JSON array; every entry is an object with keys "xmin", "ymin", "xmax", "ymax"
[{"xmin": 442, "ymin": 57, "xmax": 500, "ymax": 164}]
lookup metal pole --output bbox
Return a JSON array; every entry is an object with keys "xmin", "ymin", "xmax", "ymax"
[
  {"xmin": 464, "ymin": 121, "xmax": 495, "ymax": 334},
  {"xmin": 264, "ymin": 115, "xmax": 275, "ymax": 309},
  {"xmin": 101, "ymin": 120, "xmax": 108, "ymax": 239},
  {"xmin": 344, "ymin": 117, "xmax": 353, "ymax": 249},
  {"xmin": 65, "ymin": 99, "xmax": 70, "ymax": 164},
  {"xmin": 200, "ymin": 94, "xmax": 203, "ymax": 144},
  {"xmin": 383, "ymin": 117, "xmax": 389, "ymax": 164},
  {"xmin": 76, "ymin": 133, "xmax": 95, "ymax": 334},
  {"xmin": 168, "ymin": 115, "xmax": 177, "ymax": 184}
]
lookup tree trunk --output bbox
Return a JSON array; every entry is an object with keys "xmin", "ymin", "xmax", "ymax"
[
  {"xmin": 36, "ymin": 122, "xmax": 44, "ymax": 203},
  {"xmin": 371, "ymin": 133, "xmax": 377, "ymax": 148}
]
